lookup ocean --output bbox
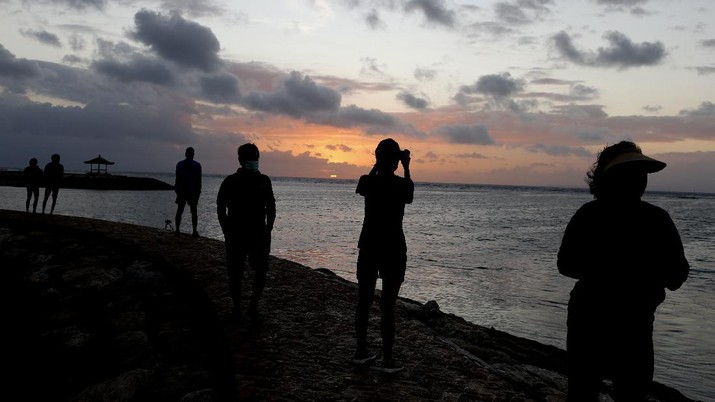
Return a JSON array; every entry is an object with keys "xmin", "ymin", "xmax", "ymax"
[{"xmin": 1, "ymin": 173, "xmax": 712, "ymax": 401}]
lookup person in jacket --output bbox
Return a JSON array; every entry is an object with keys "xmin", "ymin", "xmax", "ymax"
[
  {"xmin": 174, "ymin": 147, "xmax": 202, "ymax": 237},
  {"xmin": 42, "ymin": 153, "xmax": 64, "ymax": 214},
  {"xmin": 353, "ymin": 138, "xmax": 414, "ymax": 373},
  {"xmin": 217, "ymin": 143, "xmax": 276, "ymax": 320},
  {"xmin": 24, "ymin": 158, "xmax": 43, "ymax": 213},
  {"xmin": 557, "ymin": 141, "xmax": 689, "ymax": 401}
]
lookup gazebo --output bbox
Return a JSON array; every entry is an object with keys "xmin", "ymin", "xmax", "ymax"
[{"xmin": 84, "ymin": 154, "xmax": 115, "ymax": 175}]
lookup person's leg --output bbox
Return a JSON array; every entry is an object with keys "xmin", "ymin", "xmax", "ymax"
[
  {"xmin": 611, "ymin": 323, "xmax": 654, "ymax": 402},
  {"xmin": 566, "ymin": 312, "xmax": 602, "ymax": 402},
  {"xmin": 189, "ymin": 200, "xmax": 198, "ymax": 236},
  {"xmin": 355, "ymin": 251, "xmax": 378, "ymax": 355},
  {"xmin": 225, "ymin": 238, "xmax": 247, "ymax": 317},
  {"xmin": 26, "ymin": 187, "xmax": 31, "ymax": 212},
  {"xmin": 49, "ymin": 187, "xmax": 59, "ymax": 214},
  {"xmin": 42, "ymin": 187, "xmax": 51, "ymax": 213},
  {"xmin": 32, "ymin": 188, "xmax": 39, "ymax": 213},
  {"xmin": 247, "ymin": 247, "xmax": 269, "ymax": 315},
  {"xmin": 379, "ymin": 277, "xmax": 402, "ymax": 361},
  {"xmin": 175, "ymin": 200, "xmax": 185, "ymax": 234}
]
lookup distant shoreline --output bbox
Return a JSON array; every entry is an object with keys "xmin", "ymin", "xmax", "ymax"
[{"xmin": 0, "ymin": 170, "xmax": 173, "ymax": 191}]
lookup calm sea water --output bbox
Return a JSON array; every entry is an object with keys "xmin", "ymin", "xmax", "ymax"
[{"xmin": 1, "ymin": 173, "xmax": 713, "ymax": 401}]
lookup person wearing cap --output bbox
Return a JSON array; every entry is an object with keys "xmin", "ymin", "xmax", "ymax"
[
  {"xmin": 353, "ymin": 138, "xmax": 414, "ymax": 373},
  {"xmin": 558, "ymin": 141, "xmax": 689, "ymax": 401},
  {"xmin": 174, "ymin": 147, "xmax": 202, "ymax": 237}
]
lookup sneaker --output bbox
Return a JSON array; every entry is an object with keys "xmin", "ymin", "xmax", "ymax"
[
  {"xmin": 373, "ymin": 358, "xmax": 404, "ymax": 373},
  {"xmin": 352, "ymin": 350, "xmax": 377, "ymax": 365}
]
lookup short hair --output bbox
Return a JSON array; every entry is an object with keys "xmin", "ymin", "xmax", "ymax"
[
  {"xmin": 185, "ymin": 147, "xmax": 195, "ymax": 158},
  {"xmin": 238, "ymin": 143, "xmax": 260, "ymax": 162},
  {"xmin": 375, "ymin": 138, "xmax": 401, "ymax": 165},
  {"xmin": 29, "ymin": 158, "xmax": 38, "ymax": 166},
  {"xmin": 51, "ymin": 154, "xmax": 60, "ymax": 162}
]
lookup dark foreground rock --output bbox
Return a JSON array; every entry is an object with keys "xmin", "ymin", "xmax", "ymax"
[{"xmin": 0, "ymin": 210, "xmax": 699, "ymax": 401}]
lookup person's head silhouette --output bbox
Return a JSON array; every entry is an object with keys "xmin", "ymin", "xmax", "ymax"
[
  {"xmin": 375, "ymin": 138, "xmax": 401, "ymax": 173},
  {"xmin": 29, "ymin": 158, "xmax": 38, "ymax": 166},
  {"xmin": 587, "ymin": 141, "xmax": 665, "ymax": 200},
  {"xmin": 238, "ymin": 143, "xmax": 260, "ymax": 172},
  {"xmin": 51, "ymin": 154, "xmax": 60, "ymax": 163},
  {"xmin": 185, "ymin": 147, "xmax": 195, "ymax": 159}
]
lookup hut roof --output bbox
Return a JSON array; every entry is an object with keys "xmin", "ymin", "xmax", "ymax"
[{"xmin": 84, "ymin": 155, "xmax": 115, "ymax": 165}]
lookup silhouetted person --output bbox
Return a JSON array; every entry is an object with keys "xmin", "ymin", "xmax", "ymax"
[
  {"xmin": 42, "ymin": 154, "xmax": 64, "ymax": 214},
  {"xmin": 217, "ymin": 143, "xmax": 276, "ymax": 320},
  {"xmin": 558, "ymin": 141, "xmax": 689, "ymax": 402},
  {"xmin": 24, "ymin": 158, "xmax": 43, "ymax": 213},
  {"xmin": 354, "ymin": 138, "xmax": 413, "ymax": 373},
  {"xmin": 174, "ymin": 147, "xmax": 202, "ymax": 237}
]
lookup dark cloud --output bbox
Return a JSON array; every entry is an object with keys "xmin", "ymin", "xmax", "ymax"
[
  {"xmin": 414, "ymin": 67, "xmax": 437, "ymax": 82},
  {"xmin": 396, "ymin": 91, "xmax": 429, "ymax": 110},
  {"xmin": 365, "ymin": 9, "xmax": 384, "ymax": 29},
  {"xmin": 595, "ymin": 0, "xmax": 647, "ymax": 6},
  {"xmin": 438, "ymin": 124, "xmax": 495, "ymax": 145},
  {"xmin": 325, "ymin": 144, "xmax": 353, "ymax": 152},
  {"xmin": 494, "ymin": 0, "xmax": 553, "ymax": 25},
  {"xmin": 19, "ymin": 29, "xmax": 62, "ymax": 47},
  {"xmin": 69, "ymin": 34, "xmax": 86, "ymax": 51},
  {"xmin": 159, "ymin": 0, "xmax": 226, "ymax": 18},
  {"xmin": 261, "ymin": 149, "xmax": 365, "ymax": 180},
  {"xmin": 62, "ymin": 54, "xmax": 85, "ymax": 65},
  {"xmin": 454, "ymin": 152, "xmax": 488, "ymax": 159},
  {"xmin": 643, "ymin": 104, "xmax": 662, "ymax": 113},
  {"xmin": 570, "ymin": 84, "xmax": 599, "ymax": 99},
  {"xmin": 200, "ymin": 73, "xmax": 241, "ymax": 103},
  {"xmin": 460, "ymin": 73, "xmax": 526, "ymax": 98},
  {"xmin": 525, "ymin": 144, "xmax": 592, "ymax": 157},
  {"xmin": 0, "ymin": 44, "xmax": 41, "ymax": 80},
  {"xmin": 551, "ymin": 104, "xmax": 609, "ymax": 119},
  {"xmin": 530, "ymin": 78, "xmax": 577, "ymax": 85},
  {"xmin": 93, "ymin": 56, "xmax": 176, "ymax": 85},
  {"xmin": 242, "ymin": 71, "xmax": 341, "ymax": 117},
  {"xmin": 699, "ymin": 39, "xmax": 715, "ymax": 48},
  {"xmin": 693, "ymin": 66, "xmax": 715, "ymax": 75},
  {"xmin": 575, "ymin": 127, "xmax": 614, "ymax": 142},
  {"xmin": 130, "ymin": 10, "xmax": 221, "ymax": 72},
  {"xmin": 404, "ymin": 0, "xmax": 456, "ymax": 28},
  {"xmin": 309, "ymin": 105, "xmax": 426, "ymax": 138},
  {"xmin": 679, "ymin": 101, "xmax": 715, "ymax": 117},
  {"xmin": 552, "ymin": 30, "xmax": 666, "ymax": 68},
  {"xmin": 38, "ymin": 0, "xmax": 107, "ymax": 11}
]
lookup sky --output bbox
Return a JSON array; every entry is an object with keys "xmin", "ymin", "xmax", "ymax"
[{"xmin": 0, "ymin": 0, "xmax": 714, "ymax": 192}]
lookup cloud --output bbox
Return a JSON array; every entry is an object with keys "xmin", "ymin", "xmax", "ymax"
[
  {"xmin": 0, "ymin": 44, "xmax": 41, "ymax": 80},
  {"xmin": 643, "ymin": 104, "xmax": 662, "ymax": 113},
  {"xmin": 360, "ymin": 57, "xmax": 387, "ymax": 77},
  {"xmin": 551, "ymin": 104, "xmax": 608, "ymax": 118},
  {"xmin": 33, "ymin": 0, "xmax": 107, "ymax": 11},
  {"xmin": 679, "ymin": 101, "xmax": 715, "ymax": 117},
  {"xmin": 396, "ymin": 91, "xmax": 429, "ymax": 110},
  {"xmin": 437, "ymin": 124, "xmax": 495, "ymax": 145},
  {"xmin": 130, "ymin": 10, "xmax": 221, "ymax": 72},
  {"xmin": 494, "ymin": 0, "xmax": 554, "ymax": 25},
  {"xmin": 260, "ymin": 149, "xmax": 366, "ymax": 179},
  {"xmin": 551, "ymin": 30, "xmax": 666, "ymax": 68},
  {"xmin": 460, "ymin": 73, "xmax": 526, "ymax": 99},
  {"xmin": 159, "ymin": 0, "xmax": 226, "ymax": 18},
  {"xmin": 454, "ymin": 152, "xmax": 488, "ymax": 159},
  {"xmin": 19, "ymin": 29, "xmax": 62, "ymax": 47},
  {"xmin": 414, "ymin": 67, "xmax": 437, "ymax": 82},
  {"xmin": 699, "ymin": 39, "xmax": 715, "ymax": 48},
  {"xmin": 524, "ymin": 143, "xmax": 593, "ymax": 157},
  {"xmin": 693, "ymin": 66, "xmax": 715, "ymax": 75},
  {"xmin": 200, "ymin": 73, "xmax": 241, "ymax": 103},
  {"xmin": 365, "ymin": 9, "xmax": 384, "ymax": 29},
  {"xmin": 93, "ymin": 56, "xmax": 176, "ymax": 85},
  {"xmin": 595, "ymin": 0, "xmax": 647, "ymax": 7},
  {"xmin": 309, "ymin": 104, "xmax": 425, "ymax": 137},
  {"xmin": 242, "ymin": 71, "xmax": 341, "ymax": 117},
  {"xmin": 325, "ymin": 144, "xmax": 353, "ymax": 152},
  {"xmin": 404, "ymin": 0, "xmax": 456, "ymax": 28}
]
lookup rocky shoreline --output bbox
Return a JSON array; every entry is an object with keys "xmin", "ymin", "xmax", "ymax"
[{"xmin": 0, "ymin": 210, "xmax": 698, "ymax": 401}]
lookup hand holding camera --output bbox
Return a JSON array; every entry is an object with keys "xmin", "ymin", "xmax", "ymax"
[{"xmin": 400, "ymin": 149, "xmax": 411, "ymax": 168}]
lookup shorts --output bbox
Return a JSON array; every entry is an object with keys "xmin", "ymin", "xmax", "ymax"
[
  {"xmin": 175, "ymin": 192, "xmax": 200, "ymax": 207},
  {"xmin": 356, "ymin": 248, "xmax": 407, "ymax": 283}
]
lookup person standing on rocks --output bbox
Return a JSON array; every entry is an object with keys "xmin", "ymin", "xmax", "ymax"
[
  {"xmin": 174, "ymin": 147, "xmax": 202, "ymax": 237},
  {"xmin": 558, "ymin": 141, "xmax": 689, "ymax": 402},
  {"xmin": 42, "ymin": 153, "xmax": 64, "ymax": 215},
  {"xmin": 24, "ymin": 158, "xmax": 43, "ymax": 213},
  {"xmin": 217, "ymin": 143, "xmax": 276, "ymax": 320},
  {"xmin": 353, "ymin": 138, "xmax": 414, "ymax": 373}
]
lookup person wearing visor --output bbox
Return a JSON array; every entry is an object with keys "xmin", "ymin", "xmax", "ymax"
[
  {"xmin": 558, "ymin": 141, "xmax": 690, "ymax": 401},
  {"xmin": 217, "ymin": 143, "xmax": 276, "ymax": 321}
]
